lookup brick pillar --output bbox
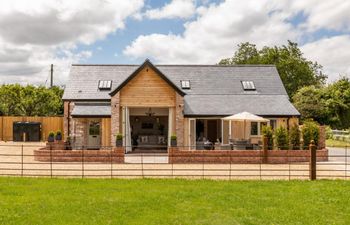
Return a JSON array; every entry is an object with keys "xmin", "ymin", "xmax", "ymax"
[
  {"xmin": 111, "ymin": 92, "xmax": 120, "ymax": 146},
  {"xmin": 175, "ymin": 93, "xmax": 184, "ymax": 147},
  {"xmin": 318, "ymin": 125, "xmax": 326, "ymax": 150},
  {"xmin": 63, "ymin": 101, "xmax": 74, "ymax": 140}
]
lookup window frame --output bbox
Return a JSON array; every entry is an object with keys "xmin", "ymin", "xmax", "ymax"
[
  {"xmin": 241, "ymin": 81, "xmax": 256, "ymax": 91},
  {"xmin": 180, "ymin": 80, "xmax": 191, "ymax": 89},
  {"xmin": 98, "ymin": 80, "xmax": 112, "ymax": 90}
]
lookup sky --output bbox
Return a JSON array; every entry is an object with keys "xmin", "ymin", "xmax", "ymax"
[{"xmin": 0, "ymin": 0, "xmax": 349, "ymax": 86}]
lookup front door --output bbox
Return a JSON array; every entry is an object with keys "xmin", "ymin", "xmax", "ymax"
[{"xmin": 88, "ymin": 121, "xmax": 101, "ymax": 149}]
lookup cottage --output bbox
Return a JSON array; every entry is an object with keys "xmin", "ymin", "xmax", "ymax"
[{"xmin": 62, "ymin": 59, "xmax": 300, "ymax": 152}]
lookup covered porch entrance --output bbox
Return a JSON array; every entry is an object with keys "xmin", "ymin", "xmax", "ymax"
[{"xmin": 122, "ymin": 107, "xmax": 175, "ymax": 153}]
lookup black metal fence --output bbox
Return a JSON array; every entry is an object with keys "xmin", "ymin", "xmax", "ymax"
[{"xmin": 0, "ymin": 143, "xmax": 348, "ymax": 180}]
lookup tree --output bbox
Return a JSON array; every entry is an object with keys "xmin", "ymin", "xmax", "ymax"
[
  {"xmin": 292, "ymin": 86, "xmax": 329, "ymax": 124},
  {"xmin": 292, "ymin": 77, "xmax": 350, "ymax": 129},
  {"xmin": 219, "ymin": 41, "xmax": 327, "ymax": 98},
  {"xmin": 0, "ymin": 84, "xmax": 63, "ymax": 116},
  {"xmin": 323, "ymin": 77, "xmax": 350, "ymax": 129}
]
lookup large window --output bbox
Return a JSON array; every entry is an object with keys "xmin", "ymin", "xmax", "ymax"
[{"xmin": 269, "ymin": 119, "xmax": 277, "ymax": 130}]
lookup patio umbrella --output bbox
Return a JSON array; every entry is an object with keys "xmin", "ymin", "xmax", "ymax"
[{"xmin": 223, "ymin": 111, "xmax": 269, "ymax": 139}]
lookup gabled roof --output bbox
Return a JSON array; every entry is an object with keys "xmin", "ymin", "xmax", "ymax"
[
  {"xmin": 62, "ymin": 60, "xmax": 300, "ymax": 116},
  {"xmin": 109, "ymin": 59, "xmax": 186, "ymax": 96}
]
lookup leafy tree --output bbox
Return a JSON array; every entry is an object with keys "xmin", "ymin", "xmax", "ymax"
[
  {"xmin": 292, "ymin": 86, "xmax": 329, "ymax": 124},
  {"xmin": 323, "ymin": 77, "xmax": 350, "ymax": 129},
  {"xmin": 0, "ymin": 85, "xmax": 63, "ymax": 116},
  {"xmin": 219, "ymin": 41, "xmax": 327, "ymax": 97}
]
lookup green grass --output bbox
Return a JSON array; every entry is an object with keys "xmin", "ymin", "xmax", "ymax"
[
  {"xmin": 326, "ymin": 139, "xmax": 350, "ymax": 147},
  {"xmin": 1, "ymin": 178, "xmax": 350, "ymax": 225}
]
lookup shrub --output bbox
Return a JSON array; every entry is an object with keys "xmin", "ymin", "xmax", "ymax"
[
  {"xmin": 274, "ymin": 127, "xmax": 289, "ymax": 150},
  {"xmin": 302, "ymin": 121, "xmax": 320, "ymax": 149},
  {"xmin": 261, "ymin": 125, "xmax": 273, "ymax": 150},
  {"xmin": 289, "ymin": 124, "xmax": 301, "ymax": 150},
  {"xmin": 48, "ymin": 132, "xmax": 55, "ymax": 137},
  {"xmin": 171, "ymin": 135, "xmax": 177, "ymax": 140},
  {"xmin": 56, "ymin": 130, "xmax": 62, "ymax": 136},
  {"xmin": 116, "ymin": 133, "xmax": 123, "ymax": 140}
]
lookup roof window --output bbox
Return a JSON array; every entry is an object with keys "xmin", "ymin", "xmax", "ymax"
[
  {"xmin": 180, "ymin": 80, "xmax": 191, "ymax": 89},
  {"xmin": 98, "ymin": 80, "xmax": 112, "ymax": 90},
  {"xmin": 241, "ymin": 81, "xmax": 255, "ymax": 91}
]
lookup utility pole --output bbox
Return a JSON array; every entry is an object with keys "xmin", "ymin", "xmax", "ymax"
[{"xmin": 50, "ymin": 64, "xmax": 53, "ymax": 87}]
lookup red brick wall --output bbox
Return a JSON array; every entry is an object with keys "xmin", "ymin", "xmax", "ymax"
[
  {"xmin": 168, "ymin": 148, "xmax": 328, "ymax": 164},
  {"xmin": 34, "ymin": 147, "xmax": 124, "ymax": 163}
]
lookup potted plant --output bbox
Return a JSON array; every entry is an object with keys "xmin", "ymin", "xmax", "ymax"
[
  {"xmin": 55, "ymin": 130, "xmax": 62, "ymax": 141},
  {"xmin": 48, "ymin": 132, "xmax": 55, "ymax": 142},
  {"xmin": 170, "ymin": 135, "xmax": 177, "ymax": 147},
  {"xmin": 116, "ymin": 133, "xmax": 123, "ymax": 147}
]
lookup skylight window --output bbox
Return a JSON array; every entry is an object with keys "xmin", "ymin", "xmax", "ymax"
[
  {"xmin": 98, "ymin": 80, "xmax": 112, "ymax": 90},
  {"xmin": 241, "ymin": 81, "xmax": 256, "ymax": 91},
  {"xmin": 181, "ymin": 80, "xmax": 191, "ymax": 89}
]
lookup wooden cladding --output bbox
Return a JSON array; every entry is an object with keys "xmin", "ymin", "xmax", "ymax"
[
  {"xmin": 101, "ymin": 118, "xmax": 111, "ymax": 147},
  {"xmin": 0, "ymin": 116, "xmax": 63, "ymax": 141},
  {"xmin": 119, "ymin": 66, "xmax": 176, "ymax": 107}
]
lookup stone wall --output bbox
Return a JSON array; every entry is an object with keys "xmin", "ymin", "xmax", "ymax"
[{"xmin": 168, "ymin": 148, "xmax": 328, "ymax": 164}]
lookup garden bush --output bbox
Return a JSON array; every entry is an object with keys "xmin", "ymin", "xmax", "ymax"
[
  {"xmin": 302, "ymin": 120, "xmax": 320, "ymax": 149},
  {"xmin": 289, "ymin": 124, "xmax": 301, "ymax": 150},
  {"xmin": 274, "ymin": 127, "xmax": 289, "ymax": 150},
  {"xmin": 261, "ymin": 125, "xmax": 273, "ymax": 150}
]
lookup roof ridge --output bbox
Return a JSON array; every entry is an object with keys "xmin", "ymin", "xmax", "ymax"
[{"xmin": 71, "ymin": 64, "xmax": 276, "ymax": 67}]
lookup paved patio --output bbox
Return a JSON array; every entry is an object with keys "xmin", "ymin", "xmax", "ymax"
[{"xmin": 0, "ymin": 142, "xmax": 349, "ymax": 180}]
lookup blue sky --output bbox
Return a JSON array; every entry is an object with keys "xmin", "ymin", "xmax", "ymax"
[{"xmin": 0, "ymin": 0, "xmax": 349, "ymax": 84}]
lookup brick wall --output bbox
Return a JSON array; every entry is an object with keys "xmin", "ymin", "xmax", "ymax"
[
  {"xmin": 168, "ymin": 148, "xmax": 328, "ymax": 164},
  {"xmin": 63, "ymin": 101, "xmax": 74, "ymax": 140},
  {"xmin": 175, "ymin": 93, "xmax": 184, "ymax": 147},
  {"xmin": 34, "ymin": 147, "xmax": 125, "ymax": 163},
  {"xmin": 111, "ymin": 92, "xmax": 120, "ymax": 146},
  {"xmin": 318, "ymin": 126, "xmax": 326, "ymax": 149}
]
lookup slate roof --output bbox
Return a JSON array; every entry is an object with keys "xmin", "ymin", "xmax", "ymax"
[
  {"xmin": 71, "ymin": 102, "xmax": 110, "ymax": 117},
  {"xmin": 63, "ymin": 60, "xmax": 300, "ymax": 117}
]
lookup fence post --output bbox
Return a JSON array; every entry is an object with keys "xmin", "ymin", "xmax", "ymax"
[
  {"xmin": 262, "ymin": 136, "xmax": 268, "ymax": 164},
  {"xmin": 309, "ymin": 140, "xmax": 316, "ymax": 180}
]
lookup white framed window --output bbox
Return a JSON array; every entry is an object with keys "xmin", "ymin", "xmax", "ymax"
[
  {"xmin": 251, "ymin": 121, "xmax": 268, "ymax": 136},
  {"xmin": 241, "ymin": 81, "xmax": 256, "ymax": 90},
  {"xmin": 180, "ymin": 80, "xmax": 191, "ymax": 89},
  {"xmin": 98, "ymin": 80, "xmax": 112, "ymax": 90}
]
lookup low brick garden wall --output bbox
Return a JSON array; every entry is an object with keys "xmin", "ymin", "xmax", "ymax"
[
  {"xmin": 168, "ymin": 148, "xmax": 328, "ymax": 164},
  {"xmin": 34, "ymin": 145, "xmax": 125, "ymax": 163}
]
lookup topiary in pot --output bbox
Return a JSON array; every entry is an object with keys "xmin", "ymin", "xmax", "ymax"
[
  {"xmin": 116, "ymin": 133, "xmax": 123, "ymax": 147},
  {"xmin": 274, "ymin": 127, "xmax": 289, "ymax": 150},
  {"xmin": 261, "ymin": 125, "xmax": 273, "ymax": 150},
  {"xmin": 48, "ymin": 132, "xmax": 55, "ymax": 142},
  {"xmin": 302, "ymin": 120, "xmax": 320, "ymax": 149},
  {"xmin": 170, "ymin": 135, "xmax": 177, "ymax": 147},
  {"xmin": 289, "ymin": 124, "xmax": 301, "ymax": 150},
  {"xmin": 55, "ymin": 130, "xmax": 62, "ymax": 141}
]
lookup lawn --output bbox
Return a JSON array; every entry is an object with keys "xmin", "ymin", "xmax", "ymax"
[
  {"xmin": 0, "ymin": 178, "xmax": 350, "ymax": 225},
  {"xmin": 326, "ymin": 139, "xmax": 350, "ymax": 147}
]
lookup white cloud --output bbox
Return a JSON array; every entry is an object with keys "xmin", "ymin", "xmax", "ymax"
[
  {"xmin": 125, "ymin": 0, "xmax": 298, "ymax": 63},
  {"xmin": 124, "ymin": 0, "xmax": 350, "ymax": 80},
  {"xmin": 301, "ymin": 35, "xmax": 350, "ymax": 82},
  {"xmin": 145, "ymin": 0, "xmax": 196, "ymax": 19},
  {"xmin": 0, "ymin": 0, "xmax": 144, "ymax": 85}
]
